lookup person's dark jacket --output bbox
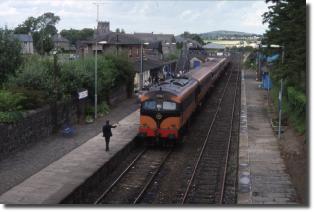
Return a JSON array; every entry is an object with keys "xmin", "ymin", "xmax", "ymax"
[{"xmin": 102, "ymin": 124, "xmax": 116, "ymax": 138}]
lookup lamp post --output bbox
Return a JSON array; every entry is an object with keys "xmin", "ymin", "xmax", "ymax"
[
  {"xmin": 269, "ymin": 44, "xmax": 285, "ymax": 139},
  {"xmin": 140, "ymin": 42, "xmax": 149, "ymax": 90},
  {"xmin": 94, "ymin": 40, "xmax": 107, "ymax": 120}
]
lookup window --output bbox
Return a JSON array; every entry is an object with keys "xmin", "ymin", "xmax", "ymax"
[
  {"xmin": 142, "ymin": 100, "xmax": 156, "ymax": 110},
  {"xmin": 163, "ymin": 101, "xmax": 176, "ymax": 110},
  {"xmin": 128, "ymin": 47, "xmax": 132, "ymax": 57}
]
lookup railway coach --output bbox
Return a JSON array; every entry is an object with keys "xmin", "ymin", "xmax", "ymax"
[{"xmin": 138, "ymin": 57, "xmax": 229, "ymax": 143}]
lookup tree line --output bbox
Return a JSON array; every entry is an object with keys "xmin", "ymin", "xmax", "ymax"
[
  {"xmin": 14, "ymin": 12, "xmax": 94, "ymax": 54},
  {"xmin": 262, "ymin": 0, "xmax": 306, "ymax": 134}
]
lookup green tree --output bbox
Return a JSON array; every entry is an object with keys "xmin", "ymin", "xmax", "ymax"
[
  {"xmin": 60, "ymin": 28, "xmax": 94, "ymax": 45},
  {"xmin": 182, "ymin": 31, "xmax": 205, "ymax": 45},
  {"xmin": 14, "ymin": 17, "xmax": 38, "ymax": 34},
  {"xmin": 262, "ymin": 0, "xmax": 306, "ymax": 91},
  {"xmin": 0, "ymin": 28, "xmax": 22, "ymax": 85},
  {"xmin": 14, "ymin": 12, "xmax": 60, "ymax": 54},
  {"xmin": 263, "ymin": 0, "xmax": 306, "ymax": 134}
]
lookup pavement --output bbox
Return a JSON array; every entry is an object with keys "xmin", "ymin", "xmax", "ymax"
[
  {"xmin": 0, "ymin": 97, "xmax": 139, "ymax": 196},
  {"xmin": 237, "ymin": 69, "xmax": 298, "ymax": 204}
]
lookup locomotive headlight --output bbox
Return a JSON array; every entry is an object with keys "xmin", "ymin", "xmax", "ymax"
[
  {"xmin": 156, "ymin": 104, "xmax": 162, "ymax": 110},
  {"xmin": 156, "ymin": 113, "xmax": 162, "ymax": 120}
]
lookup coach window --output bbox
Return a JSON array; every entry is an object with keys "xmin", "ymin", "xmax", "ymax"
[
  {"xmin": 163, "ymin": 101, "xmax": 176, "ymax": 110},
  {"xmin": 143, "ymin": 100, "xmax": 156, "ymax": 110}
]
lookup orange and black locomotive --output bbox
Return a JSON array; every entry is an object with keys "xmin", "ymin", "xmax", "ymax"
[{"xmin": 138, "ymin": 57, "xmax": 229, "ymax": 142}]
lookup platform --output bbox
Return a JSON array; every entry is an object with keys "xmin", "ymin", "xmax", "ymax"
[
  {"xmin": 0, "ymin": 110, "xmax": 140, "ymax": 204},
  {"xmin": 237, "ymin": 69, "xmax": 297, "ymax": 204}
]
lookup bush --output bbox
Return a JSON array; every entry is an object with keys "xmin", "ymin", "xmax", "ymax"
[
  {"xmin": 0, "ymin": 90, "xmax": 26, "ymax": 112},
  {"xmin": 6, "ymin": 56, "xmax": 55, "ymax": 100},
  {"xmin": 0, "ymin": 90, "xmax": 25, "ymax": 123},
  {"xmin": 6, "ymin": 86, "xmax": 47, "ymax": 109},
  {"xmin": 270, "ymin": 83, "xmax": 306, "ymax": 134},
  {"xmin": 0, "ymin": 28, "xmax": 22, "ymax": 85},
  {"xmin": 287, "ymin": 87, "xmax": 306, "ymax": 116},
  {"xmin": 0, "ymin": 111, "xmax": 23, "ymax": 123},
  {"xmin": 98, "ymin": 101, "xmax": 110, "ymax": 115},
  {"xmin": 287, "ymin": 86, "xmax": 306, "ymax": 134},
  {"xmin": 85, "ymin": 104, "xmax": 94, "ymax": 116},
  {"xmin": 60, "ymin": 54, "xmax": 134, "ymax": 103}
]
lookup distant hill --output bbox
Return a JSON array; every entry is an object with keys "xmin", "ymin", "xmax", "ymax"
[{"xmin": 199, "ymin": 30, "xmax": 261, "ymax": 40}]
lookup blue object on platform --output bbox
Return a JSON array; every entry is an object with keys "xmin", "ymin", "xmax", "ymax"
[
  {"xmin": 62, "ymin": 125, "xmax": 75, "ymax": 137},
  {"xmin": 262, "ymin": 73, "xmax": 272, "ymax": 89},
  {"xmin": 193, "ymin": 60, "xmax": 201, "ymax": 69},
  {"xmin": 267, "ymin": 54, "xmax": 280, "ymax": 63}
]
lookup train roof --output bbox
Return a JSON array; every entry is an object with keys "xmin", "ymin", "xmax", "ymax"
[
  {"xmin": 185, "ymin": 57, "xmax": 227, "ymax": 83},
  {"xmin": 149, "ymin": 77, "xmax": 198, "ymax": 95},
  {"xmin": 141, "ymin": 57, "xmax": 228, "ymax": 103},
  {"xmin": 142, "ymin": 77, "xmax": 198, "ymax": 103}
]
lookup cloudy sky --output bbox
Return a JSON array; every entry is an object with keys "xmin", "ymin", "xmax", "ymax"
[{"xmin": 0, "ymin": 0, "xmax": 270, "ymax": 35}]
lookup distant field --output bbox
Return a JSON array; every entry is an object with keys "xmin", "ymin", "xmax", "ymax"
[{"xmin": 204, "ymin": 40, "xmax": 241, "ymax": 45}]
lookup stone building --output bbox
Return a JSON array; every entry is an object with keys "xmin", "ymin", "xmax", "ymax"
[
  {"xmin": 14, "ymin": 34, "xmax": 34, "ymax": 54},
  {"xmin": 77, "ymin": 22, "xmax": 177, "ymax": 91},
  {"xmin": 133, "ymin": 32, "xmax": 177, "ymax": 56},
  {"xmin": 52, "ymin": 34, "xmax": 71, "ymax": 51}
]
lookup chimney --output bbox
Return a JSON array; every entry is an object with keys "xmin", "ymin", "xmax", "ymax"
[{"xmin": 97, "ymin": 21, "xmax": 110, "ymax": 35}]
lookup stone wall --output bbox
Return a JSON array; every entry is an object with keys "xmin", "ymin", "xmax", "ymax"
[
  {"xmin": 109, "ymin": 85, "xmax": 128, "ymax": 106},
  {"xmin": 0, "ymin": 100, "xmax": 78, "ymax": 159},
  {"xmin": 0, "ymin": 88, "xmax": 129, "ymax": 159}
]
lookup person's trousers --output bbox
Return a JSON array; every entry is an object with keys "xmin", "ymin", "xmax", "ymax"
[{"xmin": 105, "ymin": 137, "xmax": 110, "ymax": 151}]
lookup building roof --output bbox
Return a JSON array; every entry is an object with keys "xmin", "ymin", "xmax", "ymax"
[
  {"xmin": 132, "ymin": 58, "xmax": 176, "ymax": 72},
  {"xmin": 132, "ymin": 58, "xmax": 165, "ymax": 72},
  {"xmin": 175, "ymin": 36, "xmax": 202, "ymax": 47},
  {"xmin": 133, "ymin": 33, "xmax": 176, "ymax": 43},
  {"xmin": 52, "ymin": 34, "xmax": 69, "ymax": 43},
  {"xmin": 96, "ymin": 32, "xmax": 142, "ymax": 45},
  {"xmin": 14, "ymin": 34, "xmax": 33, "ymax": 42},
  {"xmin": 81, "ymin": 32, "xmax": 142, "ymax": 45},
  {"xmin": 203, "ymin": 43, "xmax": 225, "ymax": 49}
]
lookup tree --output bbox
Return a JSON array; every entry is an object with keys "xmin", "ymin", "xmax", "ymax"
[
  {"xmin": 263, "ymin": 0, "xmax": 306, "ymax": 134},
  {"xmin": 181, "ymin": 31, "xmax": 205, "ymax": 45},
  {"xmin": 14, "ymin": 17, "xmax": 38, "ymax": 34},
  {"xmin": 60, "ymin": 28, "xmax": 94, "ymax": 45},
  {"xmin": 14, "ymin": 12, "xmax": 60, "ymax": 54},
  {"xmin": 262, "ymin": 0, "xmax": 306, "ymax": 92},
  {"xmin": 0, "ymin": 28, "xmax": 22, "ymax": 85}
]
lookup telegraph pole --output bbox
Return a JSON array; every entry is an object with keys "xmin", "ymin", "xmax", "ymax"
[{"xmin": 93, "ymin": 2, "xmax": 104, "ymax": 120}]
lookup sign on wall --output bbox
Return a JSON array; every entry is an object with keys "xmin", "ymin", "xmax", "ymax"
[{"xmin": 78, "ymin": 90, "xmax": 88, "ymax": 100}]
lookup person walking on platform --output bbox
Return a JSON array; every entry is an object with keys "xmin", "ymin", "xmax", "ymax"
[{"xmin": 102, "ymin": 120, "xmax": 117, "ymax": 151}]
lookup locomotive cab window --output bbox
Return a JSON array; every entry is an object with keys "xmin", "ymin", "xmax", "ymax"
[
  {"xmin": 142, "ymin": 100, "xmax": 156, "ymax": 110},
  {"xmin": 163, "ymin": 101, "xmax": 176, "ymax": 110}
]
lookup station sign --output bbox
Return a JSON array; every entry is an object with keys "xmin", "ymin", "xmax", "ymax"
[{"xmin": 78, "ymin": 90, "xmax": 88, "ymax": 99}]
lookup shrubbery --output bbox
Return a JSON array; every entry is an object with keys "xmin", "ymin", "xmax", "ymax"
[
  {"xmin": 270, "ymin": 83, "xmax": 306, "ymax": 134},
  {"xmin": 0, "ymin": 28, "xmax": 22, "ymax": 84},
  {"xmin": 0, "ymin": 90, "xmax": 25, "ymax": 123},
  {"xmin": 5, "ymin": 53, "xmax": 135, "ymax": 110}
]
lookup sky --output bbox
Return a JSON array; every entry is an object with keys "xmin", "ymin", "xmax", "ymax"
[{"xmin": 0, "ymin": 0, "xmax": 271, "ymax": 35}]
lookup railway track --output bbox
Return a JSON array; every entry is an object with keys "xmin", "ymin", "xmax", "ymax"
[
  {"xmin": 84, "ymin": 53, "xmax": 241, "ymax": 205},
  {"xmin": 180, "ymin": 54, "xmax": 241, "ymax": 204},
  {"xmin": 94, "ymin": 147, "xmax": 172, "ymax": 204}
]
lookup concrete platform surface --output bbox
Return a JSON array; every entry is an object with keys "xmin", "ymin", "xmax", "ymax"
[
  {"xmin": 237, "ymin": 69, "xmax": 297, "ymax": 204},
  {"xmin": 0, "ymin": 110, "xmax": 139, "ymax": 204}
]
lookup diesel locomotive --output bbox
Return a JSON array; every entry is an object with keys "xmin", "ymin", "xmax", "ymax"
[{"xmin": 138, "ymin": 57, "xmax": 229, "ymax": 142}]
